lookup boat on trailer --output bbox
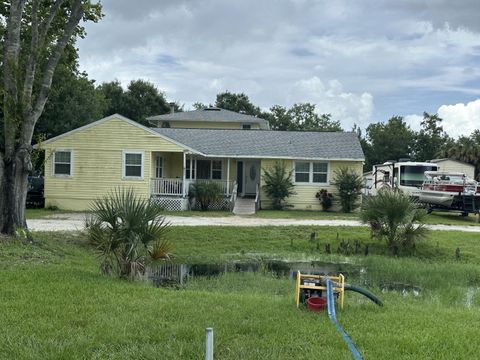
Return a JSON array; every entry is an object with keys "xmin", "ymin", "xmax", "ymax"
[{"xmin": 415, "ymin": 171, "xmax": 480, "ymax": 215}]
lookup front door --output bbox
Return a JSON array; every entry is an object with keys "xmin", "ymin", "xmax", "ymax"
[
  {"xmin": 237, "ymin": 161, "xmax": 243, "ymax": 194},
  {"xmin": 244, "ymin": 160, "xmax": 260, "ymax": 195}
]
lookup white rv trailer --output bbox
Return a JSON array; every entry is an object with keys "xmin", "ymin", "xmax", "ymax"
[{"xmin": 371, "ymin": 161, "xmax": 439, "ymax": 196}]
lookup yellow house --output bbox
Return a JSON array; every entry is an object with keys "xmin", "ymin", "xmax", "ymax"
[{"xmin": 41, "ymin": 111, "xmax": 364, "ymax": 212}]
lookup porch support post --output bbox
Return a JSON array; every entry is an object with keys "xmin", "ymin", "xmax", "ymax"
[
  {"xmin": 182, "ymin": 151, "xmax": 187, "ymax": 197},
  {"xmin": 226, "ymin": 158, "xmax": 230, "ymax": 196},
  {"xmin": 190, "ymin": 155, "xmax": 193, "ymax": 180},
  {"xmin": 194, "ymin": 158, "xmax": 197, "ymax": 180}
]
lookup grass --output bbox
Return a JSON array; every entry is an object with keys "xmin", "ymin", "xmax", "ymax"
[
  {"xmin": 1, "ymin": 226, "xmax": 480, "ymax": 359},
  {"xmin": 255, "ymin": 209, "xmax": 357, "ymax": 219},
  {"xmin": 423, "ymin": 211, "xmax": 480, "ymax": 226},
  {"xmin": 24, "ymin": 208, "xmax": 73, "ymax": 219}
]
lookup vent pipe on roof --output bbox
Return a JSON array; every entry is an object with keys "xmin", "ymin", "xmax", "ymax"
[{"xmin": 169, "ymin": 102, "xmax": 175, "ymax": 114}]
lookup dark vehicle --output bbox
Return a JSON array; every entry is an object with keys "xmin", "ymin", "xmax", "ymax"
[{"xmin": 27, "ymin": 176, "xmax": 45, "ymax": 208}]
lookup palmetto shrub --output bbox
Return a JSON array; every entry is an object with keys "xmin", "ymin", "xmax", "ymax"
[
  {"xmin": 360, "ymin": 189, "xmax": 428, "ymax": 255},
  {"xmin": 262, "ymin": 161, "xmax": 295, "ymax": 210},
  {"xmin": 86, "ymin": 188, "xmax": 171, "ymax": 279},
  {"xmin": 190, "ymin": 182, "xmax": 224, "ymax": 211},
  {"xmin": 332, "ymin": 167, "xmax": 363, "ymax": 213}
]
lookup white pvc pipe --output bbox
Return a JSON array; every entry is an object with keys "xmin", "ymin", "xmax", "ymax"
[{"xmin": 205, "ymin": 327, "xmax": 214, "ymax": 360}]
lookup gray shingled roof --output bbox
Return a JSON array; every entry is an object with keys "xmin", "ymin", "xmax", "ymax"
[
  {"xmin": 147, "ymin": 107, "xmax": 270, "ymax": 129},
  {"xmin": 154, "ymin": 128, "xmax": 364, "ymax": 160}
]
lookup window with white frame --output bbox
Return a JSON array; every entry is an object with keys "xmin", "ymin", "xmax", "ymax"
[
  {"xmin": 53, "ymin": 150, "xmax": 72, "ymax": 176},
  {"xmin": 212, "ymin": 160, "xmax": 222, "ymax": 179},
  {"xmin": 155, "ymin": 155, "xmax": 163, "ymax": 178},
  {"xmin": 123, "ymin": 152, "xmax": 143, "ymax": 179},
  {"xmin": 187, "ymin": 159, "xmax": 222, "ymax": 180},
  {"xmin": 294, "ymin": 161, "xmax": 328, "ymax": 184},
  {"xmin": 312, "ymin": 162, "xmax": 328, "ymax": 183},
  {"xmin": 294, "ymin": 161, "xmax": 310, "ymax": 182}
]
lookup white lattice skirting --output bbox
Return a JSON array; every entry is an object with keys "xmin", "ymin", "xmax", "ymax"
[{"xmin": 150, "ymin": 196, "xmax": 189, "ymax": 211}]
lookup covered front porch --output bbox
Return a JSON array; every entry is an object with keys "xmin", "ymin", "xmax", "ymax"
[{"xmin": 149, "ymin": 151, "xmax": 261, "ymax": 200}]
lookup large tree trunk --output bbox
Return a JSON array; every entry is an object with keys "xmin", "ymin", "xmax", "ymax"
[
  {"xmin": 1, "ymin": 0, "xmax": 85, "ymax": 236},
  {"xmin": 0, "ymin": 149, "xmax": 30, "ymax": 234}
]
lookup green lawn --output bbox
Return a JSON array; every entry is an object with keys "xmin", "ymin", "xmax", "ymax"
[
  {"xmin": 424, "ymin": 211, "xmax": 480, "ymax": 226},
  {"xmin": 1, "ymin": 227, "xmax": 480, "ymax": 359},
  {"xmin": 255, "ymin": 209, "xmax": 357, "ymax": 220},
  {"xmin": 24, "ymin": 208, "xmax": 73, "ymax": 219}
]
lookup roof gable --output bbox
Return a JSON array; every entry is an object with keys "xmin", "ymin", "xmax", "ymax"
[{"xmin": 41, "ymin": 114, "xmax": 198, "ymax": 153}]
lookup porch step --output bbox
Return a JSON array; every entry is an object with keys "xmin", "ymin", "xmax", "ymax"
[{"xmin": 233, "ymin": 198, "xmax": 256, "ymax": 216}]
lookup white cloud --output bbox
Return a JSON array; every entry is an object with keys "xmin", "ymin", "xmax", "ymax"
[
  {"xmin": 76, "ymin": 0, "xmax": 480, "ymax": 129},
  {"xmin": 438, "ymin": 100, "xmax": 480, "ymax": 137},
  {"xmin": 288, "ymin": 77, "xmax": 374, "ymax": 130},
  {"xmin": 404, "ymin": 99, "xmax": 480, "ymax": 138},
  {"xmin": 404, "ymin": 114, "xmax": 424, "ymax": 131}
]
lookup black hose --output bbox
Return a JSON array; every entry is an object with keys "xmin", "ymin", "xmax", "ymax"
[{"xmin": 344, "ymin": 284, "xmax": 383, "ymax": 306}]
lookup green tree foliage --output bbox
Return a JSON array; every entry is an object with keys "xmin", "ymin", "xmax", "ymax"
[
  {"xmin": 442, "ymin": 130, "xmax": 480, "ymax": 179},
  {"xmin": 35, "ymin": 65, "xmax": 107, "ymax": 139},
  {"xmin": 288, "ymin": 103, "xmax": 342, "ymax": 131},
  {"xmin": 363, "ymin": 116, "xmax": 415, "ymax": 171},
  {"xmin": 192, "ymin": 102, "xmax": 208, "ymax": 110},
  {"xmin": 98, "ymin": 79, "xmax": 174, "ymax": 126},
  {"xmin": 331, "ymin": 167, "xmax": 363, "ymax": 213},
  {"xmin": 86, "ymin": 188, "xmax": 171, "ymax": 278},
  {"xmin": 411, "ymin": 112, "xmax": 451, "ymax": 161},
  {"xmin": 96, "ymin": 80, "xmax": 125, "ymax": 118},
  {"xmin": 360, "ymin": 189, "xmax": 428, "ymax": 255},
  {"xmin": 262, "ymin": 161, "xmax": 295, "ymax": 210},
  {"xmin": 215, "ymin": 91, "xmax": 262, "ymax": 116},
  {"xmin": 267, "ymin": 103, "xmax": 342, "ymax": 131},
  {"xmin": 267, "ymin": 105, "xmax": 291, "ymax": 130}
]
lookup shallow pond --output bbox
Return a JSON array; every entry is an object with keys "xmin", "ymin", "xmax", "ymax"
[{"xmin": 146, "ymin": 260, "xmax": 362, "ymax": 286}]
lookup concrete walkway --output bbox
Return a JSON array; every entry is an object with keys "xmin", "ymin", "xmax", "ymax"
[{"xmin": 26, "ymin": 213, "xmax": 480, "ymax": 233}]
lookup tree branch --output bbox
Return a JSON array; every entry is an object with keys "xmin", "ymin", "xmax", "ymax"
[
  {"xmin": 22, "ymin": 0, "xmax": 84, "ymax": 145},
  {"xmin": 38, "ymin": 0, "xmax": 65, "ymax": 48},
  {"xmin": 23, "ymin": 0, "xmax": 65, "ymax": 117},
  {"xmin": 22, "ymin": 0, "xmax": 40, "ymax": 116},
  {"xmin": 3, "ymin": 0, "xmax": 27, "ymax": 160}
]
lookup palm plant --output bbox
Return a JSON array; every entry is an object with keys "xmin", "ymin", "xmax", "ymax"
[
  {"xmin": 86, "ymin": 188, "xmax": 171, "ymax": 279},
  {"xmin": 262, "ymin": 161, "xmax": 295, "ymax": 210},
  {"xmin": 331, "ymin": 167, "xmax": 363, "ymax": 213},
  {"xmin": 360, "ymin": 189, "xmax": 428, "ymax": 255}
]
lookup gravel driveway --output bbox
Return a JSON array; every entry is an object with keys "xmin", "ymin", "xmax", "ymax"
[{"xmin": 26, "ymin": 213, "xmax": 480, "ymax": 233}]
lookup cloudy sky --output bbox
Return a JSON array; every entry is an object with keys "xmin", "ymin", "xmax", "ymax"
[{"xmin": 77, "ymin": 0, "xmax": 480, "ymax": 137}]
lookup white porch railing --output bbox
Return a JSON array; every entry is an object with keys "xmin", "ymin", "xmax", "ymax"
[
  {"xmin": 151, "ymin": 178, "xmax": 234, "ymax": 196},
  {"xmin": 150, "ymin": 178, "xmax": 183, "ymax": 196}
]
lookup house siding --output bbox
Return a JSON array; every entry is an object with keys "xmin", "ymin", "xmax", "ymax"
[
  {"xmin": 260, "ymin": 159, "xmax": 363, "ymax": 211},
  {"xmin": 43, "ymin": 117, "xmax": 185, "ymax": 210},
  {"xmin": 432, "ymin": 160, "xmax": 475, "ymax": 179}
]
